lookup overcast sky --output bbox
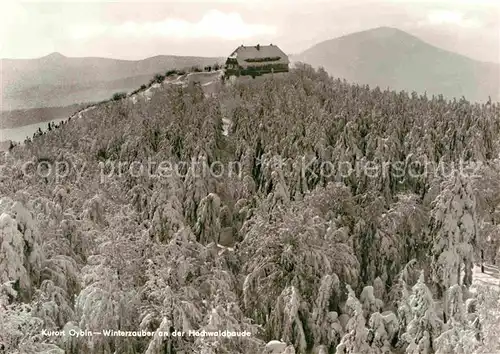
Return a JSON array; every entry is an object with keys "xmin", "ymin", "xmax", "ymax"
[{"xmin": 1, "ymin": 0, "xmax": 499, "ymax": 63}]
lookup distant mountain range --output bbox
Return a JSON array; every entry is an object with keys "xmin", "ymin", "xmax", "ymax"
[
  {"xmin": 293, "ymin": 27, "xmax": 500, "ymax": 102},
  {"xmin": 1, "ymin": 53, "xmax": 223, "ymax": 110}
]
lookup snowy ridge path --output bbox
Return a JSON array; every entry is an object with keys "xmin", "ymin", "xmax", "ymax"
[
  {"xmin": 129, "ymin": 70, "xmax": 224, "ymax": 103},
  {"xmin": 76, "ymin": 105, "xmax": 96, "ymax": 120},
  {"xmin": 67, "ymin": 104, "xmax": 97, "ymax": 121}
]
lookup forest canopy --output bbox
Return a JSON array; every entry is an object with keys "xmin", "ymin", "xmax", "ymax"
[{"xmin": 0, "ymin": 64, "xmax": 499, "ymax": 354}]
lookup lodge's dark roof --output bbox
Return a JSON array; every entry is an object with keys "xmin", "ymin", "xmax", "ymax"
[{"xmin": 228, "ymin": 44, "xmax": 289, "ymax": 68}]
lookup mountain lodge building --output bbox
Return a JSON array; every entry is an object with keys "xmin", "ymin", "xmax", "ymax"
[{"xmin": 225, "ymin": 44, "xmax": 289, "ymax": 78}]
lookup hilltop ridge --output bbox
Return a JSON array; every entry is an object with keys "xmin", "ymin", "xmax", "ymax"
[{"xmin": 40, "ymin": 52, "xmax": 66, "ymax": 60}]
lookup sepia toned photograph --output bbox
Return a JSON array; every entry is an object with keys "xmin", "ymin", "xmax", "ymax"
[{"xmin": 0, "ymin": 0, "xmax": 499, "ymax": 353}]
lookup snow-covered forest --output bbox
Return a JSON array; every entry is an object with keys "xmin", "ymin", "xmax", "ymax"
[{"xmin": 1, "ymin": 64, "xmax": 499, "ymax": 354}]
